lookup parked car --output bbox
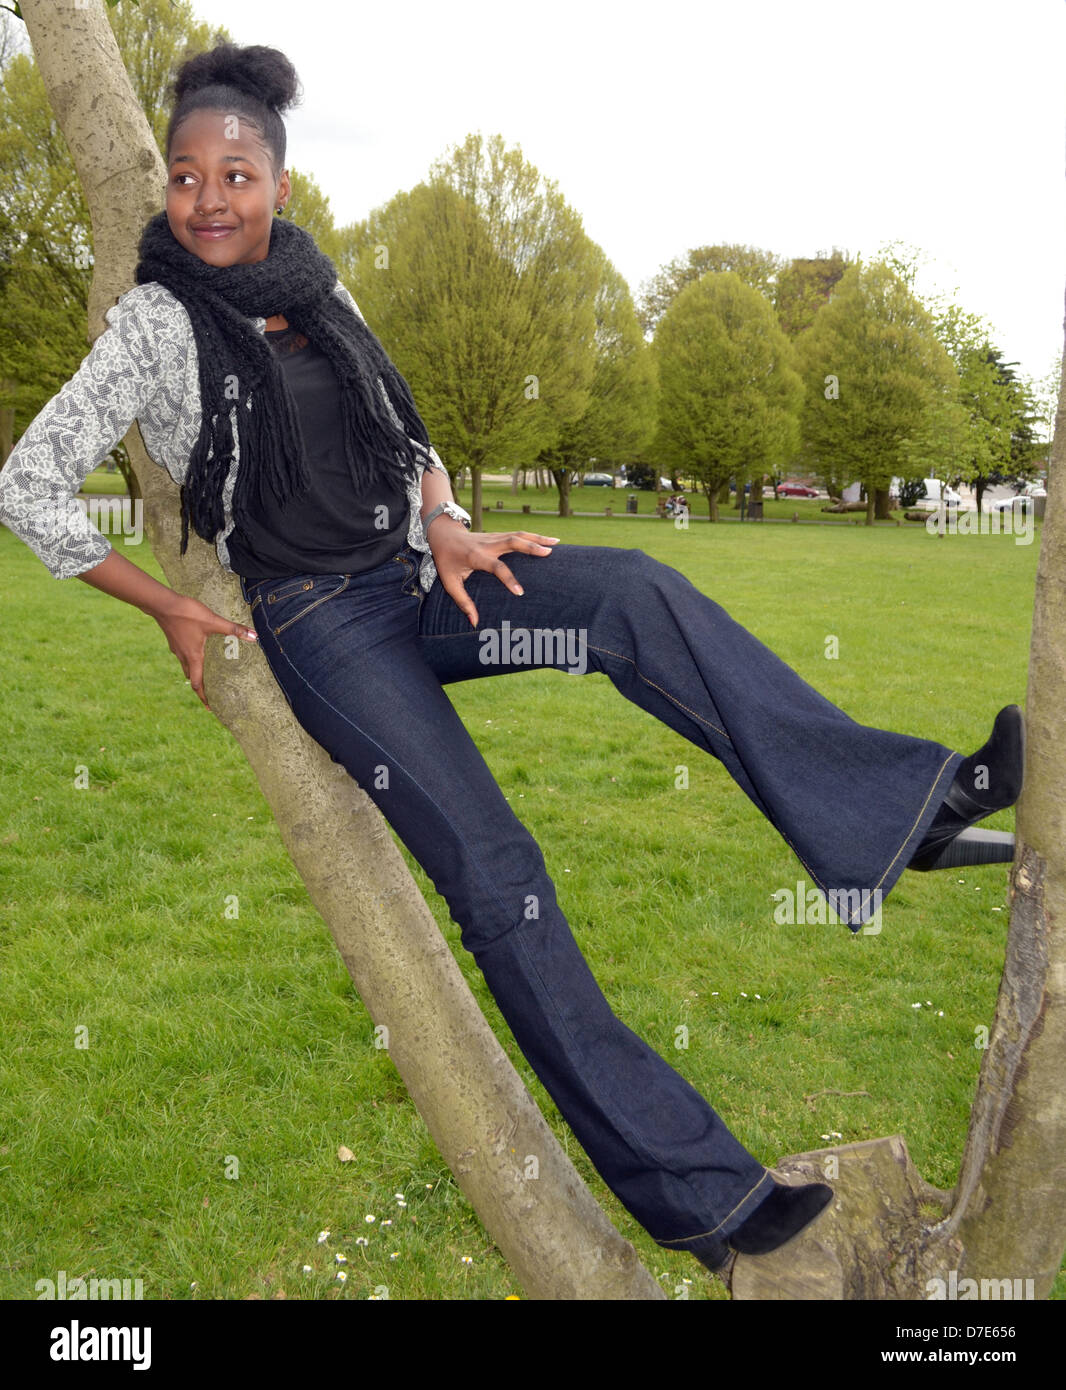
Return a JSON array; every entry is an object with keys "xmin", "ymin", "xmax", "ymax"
[
  {"xmin": 777, "ymin": 483, "xmax": 819, "ymax": 498},
  {"xmin": 992, "ymin": 486, "xmax": 1044, "ymax": 511},
  {"xmin": 582, "ymin": 472, "xmax": 615, "ymax": 487}
]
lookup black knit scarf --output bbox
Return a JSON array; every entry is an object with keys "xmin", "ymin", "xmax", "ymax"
[{"xmin": 134, "ymin": 210, "xmax": 430, "ymax": 555}]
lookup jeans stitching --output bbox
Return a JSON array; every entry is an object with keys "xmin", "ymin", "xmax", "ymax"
[
  {"xmin": 870, "ymin": 750, "xmax": 960, "ymax": 895},
  {"xmin": 585, "ymin": 641, "xmax": 732, "ymax": 746},
  {"xmin": 653, "ymin": 1169, "xmax": 776, "ymax": 1243},
  {"xmin": 273, "ymin": 575, "xmax": 352, "ymax": 637},
  {"xmin": 774, "ymin": 749, "xmax": 962, "ymax": 926},
  {"xmin": 393, "ymin": 549, "xmax": 423, "ymax": 601}
]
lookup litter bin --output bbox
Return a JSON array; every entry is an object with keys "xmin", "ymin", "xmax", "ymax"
[
  {"xmin": 626, "ymin": 494, "xmax": 638, "ymax": 514},
  {"xmin": 748, "ymin": 500, "xmax": 764, "ymax": 521}
]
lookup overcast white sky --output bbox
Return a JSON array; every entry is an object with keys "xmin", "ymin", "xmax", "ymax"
[{"xmin": 160, "ymin": 1, "xmax": 1066, "ymax": 387}]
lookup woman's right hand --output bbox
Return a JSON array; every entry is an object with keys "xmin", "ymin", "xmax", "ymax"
[
  {"xmin": 154, "ymin": 593, "xmax": 259, "ymax": 711},
  {"xmin": 76, "ymin": 550, "xmax": 258, "ymax": 712}
]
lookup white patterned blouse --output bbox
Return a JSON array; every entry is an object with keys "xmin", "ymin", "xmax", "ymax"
[{"xmin": 0, "ymin": 279, "xmax": 449, "ymax": 589}]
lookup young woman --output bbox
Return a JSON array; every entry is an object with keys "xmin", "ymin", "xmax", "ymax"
[{"xmin": 0, "ymin": 42, "xmax": 1024, "ymax": 1278}]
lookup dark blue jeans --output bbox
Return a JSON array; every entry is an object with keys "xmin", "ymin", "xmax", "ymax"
[{"xmin": 239, "ymin": 541, "xmax": 960, "ymax": 1267}]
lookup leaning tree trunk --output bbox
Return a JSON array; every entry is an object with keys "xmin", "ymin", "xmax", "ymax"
[
  {"xmin": 21, "ymin": 0, "xmax": 662, "ymax": 1301},
  {"xmin": 729, "ymin": 295, "xmax": 1066, "ymax": 1301}
]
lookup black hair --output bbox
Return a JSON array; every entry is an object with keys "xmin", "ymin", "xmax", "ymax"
[{"xmin": 165, "ymin": 42, "xmax": 302, "ymax": 180}]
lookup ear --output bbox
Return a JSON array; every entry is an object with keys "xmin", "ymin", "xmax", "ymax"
[{"xmin": 276, "ymin": 168, "xmax": 292, "ymax": 210}]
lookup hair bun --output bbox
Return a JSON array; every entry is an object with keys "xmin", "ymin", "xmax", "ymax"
[{"xmin": 174, "ymin": 42, "xmax": 301, "ymax": 115}]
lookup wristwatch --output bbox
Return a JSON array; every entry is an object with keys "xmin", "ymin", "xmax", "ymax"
[{"xmin": 423, "ymin": 500, "xmax": 472, "ymax": 533}]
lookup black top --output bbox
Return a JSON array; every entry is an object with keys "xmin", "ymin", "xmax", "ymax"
[{"xmin": 225, "ymin": 324, "xmax": 411, "ymax": 580}]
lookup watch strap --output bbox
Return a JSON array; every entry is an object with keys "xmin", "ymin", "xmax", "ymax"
[{"xmin": 423, "ymin": 501, "xmax": 471, "ymax": 531}]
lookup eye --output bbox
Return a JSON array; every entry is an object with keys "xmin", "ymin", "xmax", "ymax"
[{"xmin": 170, "ymin": 170, "xmax": 252, "ymax": 185}]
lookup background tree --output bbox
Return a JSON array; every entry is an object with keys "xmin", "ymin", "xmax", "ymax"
[
  {"xmin": 537, "ymin": 255, "xmax": 658, "ymax": 515},
  {"xmin": 1031, "ymin": 350, "xmax": 1063, "ymax": 452},
  {"xmin": 0, "ymin": 37, "xmax": 96, "ymax": 430},
  {"xmin": 796, "ymin": 260, "xmax": 963, "ymax": 524},
  {"xmin": 638, "ymin": 243, "xmax": 786, "ymax": 336},
  {"xmin": 930, "ymin": 300, "xmax": 1018, "ymax": 511},
  {"xmin": 653, "ymin": 270, "xmax": 802, "ymax": 520},
  {"xmin": 344, "ymin": 134, "xmax": 601, "ymax": 529},
  {"xmin": 773, "ymin": 249, "xmax": 851, "ymax": 338}
]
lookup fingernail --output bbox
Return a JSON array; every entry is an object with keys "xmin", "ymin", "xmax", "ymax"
[
  {"xmin": 515, "ymin": 586, "xmax": 524, "ymax": 595},
  {"xmin": 245, "ymin": 632, "xmax": 258, "ymax": 641}
]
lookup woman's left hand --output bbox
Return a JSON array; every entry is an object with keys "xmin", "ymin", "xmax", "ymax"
[{"xmin": 426, "ymin": 520, "xmax": 560, "ymax": 628}]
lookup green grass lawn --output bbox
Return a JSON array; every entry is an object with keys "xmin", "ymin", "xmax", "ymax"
[{"xmin": 0, "ymin": 503, "xmax": 1056, "ymax": 1302}]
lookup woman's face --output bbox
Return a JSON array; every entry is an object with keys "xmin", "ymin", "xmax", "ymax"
[{"xmin": 165, "ymin": 108, "xmax": 290, "ymax": 267}]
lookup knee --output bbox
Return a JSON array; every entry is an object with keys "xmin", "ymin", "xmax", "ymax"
[{"xmin": 618, "ymin": 546, "xmax": 686, "ymax": 593}]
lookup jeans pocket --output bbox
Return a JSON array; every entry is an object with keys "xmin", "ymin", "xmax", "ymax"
[
  {"xmin": 266, "ymin": 573, "xmax": 351, "ymax": 635},
  {"xmin": 393, "ymin": 547, "xmax": 423, "ymax": 601}
]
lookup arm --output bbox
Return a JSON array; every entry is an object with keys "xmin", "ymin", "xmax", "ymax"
[
  {"xmin": 75, "ymin": 549, "xmax": 258, "ymax": 711},
  {"xmin": 0, "ymin": 290, "xmax": 256, "ymax": 709},
  {"xmin": 0, "ymin": 290, "xmax": 161, "ymax": 580}
]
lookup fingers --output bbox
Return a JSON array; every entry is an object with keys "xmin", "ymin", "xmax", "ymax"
[
  {"xmin": 187, "ymin": 649, "xmax": 209, "ymax": 710},
  {"xmin": 489, "ymin": 555, "xmax": 523, "ymax": 595},
  {"xmin": 501, "ymin": 532, "xmax": 560, "ymax": 553},
  {"xmin": 443, "ymin": 575, "xmax": 479, "ymax": 629},
  {"xmin": 188, "ymin": 623, "xmax": 256, "ymax": 711},
  {"xmin": 212, "ymin": 614, "xmax": 258, "ymax": 642}
]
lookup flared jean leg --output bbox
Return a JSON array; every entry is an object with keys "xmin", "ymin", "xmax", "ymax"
[
  {"xmin": 240, "ymin": 555, "xmax": 772, "ymax": 1262},
  {"xmin": 417, "ymin": 542, "xmax": 963, "ymax": 932}
]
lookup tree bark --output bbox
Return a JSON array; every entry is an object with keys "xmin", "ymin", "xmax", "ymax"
[
  {"xmin": 946, "ymin": 303, "xmax": 1066, "ymax": 1298},
  {"xmin": 874, "ymin": 487, "xmax": 892, "ymax": 520},
  {"xmin": 22, "ymin": 0, "xmax": 663, "ymax": 1301},
  {"xmin": 551, "ymin": 467, "xmax": 572, "ymax": 517}
]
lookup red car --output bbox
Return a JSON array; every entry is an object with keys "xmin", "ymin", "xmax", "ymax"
[{"xmin": 777, "ymin": 483, "xmax": 819, "ymax": 498}]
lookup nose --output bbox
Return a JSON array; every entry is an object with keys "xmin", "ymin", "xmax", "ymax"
[{"xmin": 194, "ymin": 178, "xmax": 227, "ymax": 217}]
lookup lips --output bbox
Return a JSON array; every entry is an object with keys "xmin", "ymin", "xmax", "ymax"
[{"xmin": 191, "ymin": 225, "xmax": 237, "ymax": 238}]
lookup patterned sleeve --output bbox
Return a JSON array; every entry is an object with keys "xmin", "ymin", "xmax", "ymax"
[
  {"xmin": 0, "ymin": 290, "xmax": 161, "ymax": 580},
  {"xmin": 332, "ymin": 279, "xmax": 448, "ymax": 476}
]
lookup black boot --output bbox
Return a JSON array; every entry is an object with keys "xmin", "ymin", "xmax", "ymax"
[
  {"xmin": 910, "ymin": 706, "xmax": 1024, "ymax": 872},
  {"xmin": 726, "ymin": 1178, "xmax": 834, "ymax": 1257}
]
